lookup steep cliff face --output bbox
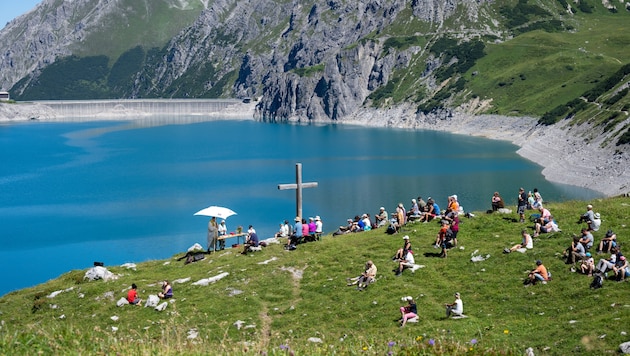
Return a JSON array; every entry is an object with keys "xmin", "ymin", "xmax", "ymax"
[
  {"xmin": 1, "ymin": 0, "xmax": 497, "ymax": 121},
  {"xmin": 0, "ymin": 0, "xmax": 205, "ymax": 94},
  {"xmin": 1, "ymin": 0, "xmax": 628, "ymax": 143}
]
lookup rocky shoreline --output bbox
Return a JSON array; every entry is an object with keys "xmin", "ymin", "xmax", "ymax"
[{"xmin": 2, "ymin": 101, "xmax": 628, "ymax": 197}]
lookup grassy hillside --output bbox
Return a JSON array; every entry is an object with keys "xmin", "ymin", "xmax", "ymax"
[{"xmin": 1, "ymin": 196, "xmax": 628, "ymax": 354}]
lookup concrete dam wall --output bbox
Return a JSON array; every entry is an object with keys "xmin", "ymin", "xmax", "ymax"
[{"xmin": 32, "ymin": 99, "xmax": 254, "ymax": 119}]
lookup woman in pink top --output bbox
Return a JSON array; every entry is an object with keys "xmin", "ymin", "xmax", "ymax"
[{"xmin": 302, "ymin": 218, "xmax": 309, "ymax": 238}]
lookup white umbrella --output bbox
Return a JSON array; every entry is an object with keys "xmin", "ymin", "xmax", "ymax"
[{"xmin": 193, "ymin": 206, "xmax": 237, "ymax": 219}]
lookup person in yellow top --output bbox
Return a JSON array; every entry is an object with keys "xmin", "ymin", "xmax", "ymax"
[{"xmin": 527, "ymin": 260, "xmax": 549, "ymax": 285}]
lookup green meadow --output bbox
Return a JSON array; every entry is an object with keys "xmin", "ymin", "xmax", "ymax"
[{"xmin": 1, "ymin": 196, "xmax": 628, "ymax": 355}]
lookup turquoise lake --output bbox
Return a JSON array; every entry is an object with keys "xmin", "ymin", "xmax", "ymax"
[{"xmin": 0, "ymin": 118, "xmax": 601, "ymax": 295}]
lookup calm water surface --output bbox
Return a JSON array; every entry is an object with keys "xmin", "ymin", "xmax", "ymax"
[{"xmin": 0, "ymin": 118, "xmax": 601, "ymax": 295}]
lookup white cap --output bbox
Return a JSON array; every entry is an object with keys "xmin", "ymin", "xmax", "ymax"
[{"xmin": 402, "ymin": 235, "xmax": 409, "ymax": 239}]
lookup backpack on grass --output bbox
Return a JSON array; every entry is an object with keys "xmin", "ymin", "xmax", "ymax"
[{"xmin": 590, "ymin": 274, "xmax": 603, "ymax": 289}]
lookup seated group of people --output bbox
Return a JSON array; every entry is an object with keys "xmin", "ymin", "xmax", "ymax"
[
  {"xmin": 282, "ymin": 216, "xmax": 323, "ymax": 247},
  {"xmin": 333, "ymin": 214, "xmax": 374, "ymax": 236},
  {"xmin": 560, "ymin": 204, "xmax": 627, "ymax": 281},
  {"xmin": 126, "ymin": 280, "xmax": 173, "ymax": 306},
  {"xmin": 386, "ymin": 194, "xmax": 461, "ymax": 234},
  {"xmin": 532, "ymin": 204, "xmax": 560, "ymax": 237}
]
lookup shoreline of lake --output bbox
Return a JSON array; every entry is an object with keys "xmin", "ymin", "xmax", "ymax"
[{"xmin": 2, "ymin": 100, "xmax": 627, "ymax": 197}]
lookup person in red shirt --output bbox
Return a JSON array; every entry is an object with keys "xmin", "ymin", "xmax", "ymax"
[{"xmin": 127, "ymin": 283, "xmax": 141, "ymax": 305}]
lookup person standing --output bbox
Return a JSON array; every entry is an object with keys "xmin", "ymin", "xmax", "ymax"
[
  {"xmin": 517, "ymin": 188, "xmax": 528, "ymax": 223},
  {"xmin": 217, "ymin": 220, "xmax": 227, "ymax": 250},
  {"xmin": 445, "ymin": 292, "xmax": 463, "ymax": 318},
  {"xmin": 207, "ymin": 217, "xmax": 218, "ymax": 252}
]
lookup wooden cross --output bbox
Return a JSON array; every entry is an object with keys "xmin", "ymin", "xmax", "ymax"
[{"xmin": 277, "ymin": 163, "xmax": 318, "ymax": 219}]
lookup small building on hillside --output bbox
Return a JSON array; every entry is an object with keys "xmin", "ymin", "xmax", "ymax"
[{"xmin": 0, "ymin": 91, "xmax": 9, "ymax": 101}]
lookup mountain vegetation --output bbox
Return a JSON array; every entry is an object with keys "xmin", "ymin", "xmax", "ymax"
[
  {"xmin": 1, "ymin": 0, "xmax": 628, "ymax": 144},
  {"xmin": 0, "ymin": 196, "xmax": 629, "ymax": 354}
]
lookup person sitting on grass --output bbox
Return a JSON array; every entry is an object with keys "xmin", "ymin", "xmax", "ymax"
[
  {"xmin": 242, "ymin": 229, "xmax": 259, "ymax": 255},
  {"xmin": 127, "ymin": 283, "xmax": 142, "ymax": 305},
  {"xmin": 612, "ymin": 256, "xmax": 628, "ymax": 282},
  {"xmin": 398, "ymin": 296, "xmax": 418, "ymax": 327},
  {"xmin": 537, "ymin": 205, "xmax": 551, "ymax": 223},
  {"xmin": 491, "ymin": 191, "xmax": 505, "ymax": 212},
  {"xmin": 347, "ymin": 260, "xmax": 377, "ymax": 290},
  {"xmin": 158, "ymin": 280, "xmax": 173, "ymax": 299},
  {"xmin": 595, "ymin": 246, "xmax": 621, "ymax": 274},
  {"xmin": 504, "ymin": 229, "xmax": 533, "ymax": 253},
  {"xmin": 407, "ymin": 199, "xmax": 420, "ymax": 220},
  {"xmin": 589, "ymin": 212, "xmax": 601, "ymax": 232},
  {"xmin": 418, "ymin": 198, "xmax": 438, "ymax": 223},
  {"xmin": 445, "ymin": 292, "xmax": 464, "ymax": 318},
  {"xmin": 533, "ymin": 215, "xmax": 554, "ymax": 237},
  {"xmin": 577, "ymin": 204, "xmax": 595, "ymax": 226},
  {"xmin": 526, "ymin": 260, "xmax": 549, "ymax": 285},
  {"xmin": 578, "ymin": 228, "xmax": 594, "ymax": 251},
  {"xmin": 395, "ymin": 250, "xmax": 415, "ymax": 276},
  {"xmin": 580, "ymin": 252, "xmax": 595, "ymax": 275},
  {"xmin": 393, "ymin": 235, "xmax": 412, "ymax": 261},
  {"xmin": 376, "ymin": 207, "xmax": 389, "ymax": 227},
  {"xmin": 565, "ymin": 235, "xmax": 586, "ymax": 265},
  {"xmin": 597, "ymin": 230, "xmax": 617, "ymax": 254}
]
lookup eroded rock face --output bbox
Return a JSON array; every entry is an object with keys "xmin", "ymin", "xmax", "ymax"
[{"xmin": 0, "ymin": 0, "xmax": 492, "ymax": 123}]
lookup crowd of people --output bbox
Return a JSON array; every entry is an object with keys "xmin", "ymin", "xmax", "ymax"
[
  {"xmin": 158, "ymin": 186, "xmax": 624, "ymax": 326},
  {"xmin": 495, "ymin": 187, "xmax": 627, "ymax": 286}
]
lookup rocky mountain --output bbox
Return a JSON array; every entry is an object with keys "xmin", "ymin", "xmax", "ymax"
[{"xmin": 1, "ymin": 0, "xmax": 629, "ymax": 134}]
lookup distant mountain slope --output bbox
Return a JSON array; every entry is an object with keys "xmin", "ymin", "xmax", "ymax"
[{"xmin": 0, "ymin": 0, "xmax": 628, "ymax": 143}]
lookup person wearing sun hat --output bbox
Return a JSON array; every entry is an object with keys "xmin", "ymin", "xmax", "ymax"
[
  {"xmin": 393, "ymin": 235, "xmax": 412, "ymax": 261},
  {"xmin": 589, "ymin": 212, "xmax": 601, "ymax": 232}
]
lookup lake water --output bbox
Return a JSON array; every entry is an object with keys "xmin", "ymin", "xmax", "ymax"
[{"xmin": 0, "ymin": 118, "xmax": 601, "ymax": 296}]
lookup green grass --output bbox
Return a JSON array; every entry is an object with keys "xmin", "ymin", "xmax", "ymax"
[
  {"xmin": 1, "ymin": 196, "xmax": 629, "ymax": 354},
  {"xmin": 466, "ymin": 9, "xmax": 630, "ymax": 116}
]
